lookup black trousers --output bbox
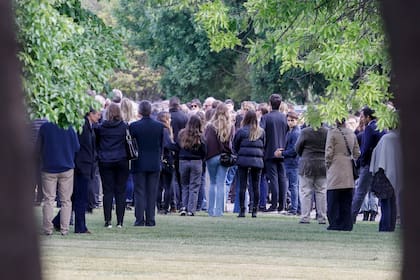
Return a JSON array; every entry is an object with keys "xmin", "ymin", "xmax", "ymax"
[
  {"xmin": 99, "ymin": 160, "xmax": 129, "ymax": 225},
  {"xmin": 264, "ymin": 159, "xmax": 287, "ymax": 210},
  {"xmin": 133, "ymin": 171, "xmax": 160, "ymax": 226},
  {"xmin": 238, "ymin": 166, "xmax": 262, "ymax": 210},
  {"xmin": 327, "ymin": 188, "xmax": 354, "ymax": 231}
]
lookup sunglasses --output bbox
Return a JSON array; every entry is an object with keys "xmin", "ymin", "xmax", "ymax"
[{"xmin": 191, "ymin": 104, "xmax": 198, "ymax": 108}]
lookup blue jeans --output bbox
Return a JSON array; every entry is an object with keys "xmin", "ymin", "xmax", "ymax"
[
  {"xmin": 258, "ymin": 172, "xmax": 268, "ymax": 209},
  {"xmin": 225, "ymin": 165, "xmax": 237, "ymax": 206},
  {"xmin": 206, "ymin": 155, "xmax": 228, "ymax": 217},
  {"xmin": 286, "ymin": 167, "xmax": 299, "ymax": 213},
  {"xmin": 351, "ymin": 166, "xmax": 374, "ymax": 222}
]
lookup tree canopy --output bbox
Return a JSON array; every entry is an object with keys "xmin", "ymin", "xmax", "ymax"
[
  {"xmin": 155, "ymin": 0, "xmax": 397, "ymax": 128},
  {"xmin": 15, "ymin": 0, "xmax": 126, "ymax": 129}
]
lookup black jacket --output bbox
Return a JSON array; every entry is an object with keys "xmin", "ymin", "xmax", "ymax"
[
  {"xmin": 95, "ymin": 120, "xmax": 128, "ymax": 163},
  {"xmin": 233, "ymin": 125, "xmax": 265, "ymax": 169},
  {"xmin": 75, "ymin": 117, "xmax": 96, "ymax": 178},
  {"xmin": 260, "ymin": 111, "xmax": 288, "ymax": 160},
  {"xmin": 169, "ymin": 108, "xmax": 188, "ymax": 142}
]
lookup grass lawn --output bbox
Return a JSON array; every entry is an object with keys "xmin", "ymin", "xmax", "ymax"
[{"xmin": 36, "ymin": 207, "xmax": 401, "ymax": 280}]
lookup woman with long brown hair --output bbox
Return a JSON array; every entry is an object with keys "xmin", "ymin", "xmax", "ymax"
[
  {"xmin": 178, "ymin": 114, "xmax": 207, "ymax": 216},
  {"xmin": 233, "ymin": 110, "xmax": 265, "ymax": 218},
  {"xmin": 204, "ymin": 103, "xmax": 234, "ymax": 217}
]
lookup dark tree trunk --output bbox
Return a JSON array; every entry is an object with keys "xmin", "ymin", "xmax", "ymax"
[
  {"xmin": 380, "ymin": 1, "xmax": 420, "ymax": 279},
  {"xmin": 0, "ymin": 1, "xmax": 42, "ymax": 279}
]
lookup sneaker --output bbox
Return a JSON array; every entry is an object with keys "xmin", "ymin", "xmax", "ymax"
[
  {"xmin": 104, "ymin": 221, "xmax": 112, "ymax": 228},
  {"xmin": 299, "ymin": 219, "xmax": 310, "ymax": 224},
  {"xmin": 117, "ymin": 224, "xmax": 123, "ymax": 228},
  {"xmin": 264, "ymin": 206, "xmax": 277, "ymax": 212},
  {"xmin": 278, "ymin": 210, "xmax": 288, "ymax": 215},
  {"xmin": 179, "ymin": 207, "xmax": 187, "ymax": 216},
  {"xmin": 187, "ymin": 212, "xmax": 194, "ymax": 216},
  {"xmin": 286, "ymin": 211, "xmax": 297, "ymax": 216}
]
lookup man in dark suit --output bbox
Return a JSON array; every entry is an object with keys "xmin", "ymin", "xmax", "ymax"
[
  {"xmin": 130, "ymin": 100, "xmax": 164, "ymax": 226},
  {"xmin": 260, "ymin": 94, "xmax": 289, "ymax": 212},
  {"xmin": 351, "ymin": 106, "xmax": 386, "ymax": 223}
]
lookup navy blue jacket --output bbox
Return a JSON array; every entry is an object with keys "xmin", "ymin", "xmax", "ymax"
[
  {"xmin": 95, "ymin": 120, "xmax": 128, "ymax": 163},
  {"xmin": 359, "ymin": 120, "xmax": 386, "ymax": 167},
  {"xmin": 233, "ymin": 125, "xmax": 265, "ymax": 169},
  {"xmin": 129, "ymin": 116, "xmax": 164, "ymax": 172},
  {"xmin": 75, "ymin": 117, "xmax": 96, "ymax": 178},
  {"xmin": 260, "ymin": 111, "xmax": 288, "ymax": 160},
  {"xmin": 37, "ymin": 122, "xmax": 80, "ymax": 173},
  {"xmin": 282, "ymin": 126, "xmax": 301, "ymax": 169}
]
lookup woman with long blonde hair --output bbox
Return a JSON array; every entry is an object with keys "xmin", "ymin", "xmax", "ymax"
[{"xmin": 204, "ymin": 103, "xmax": 234, "ymax": 217}]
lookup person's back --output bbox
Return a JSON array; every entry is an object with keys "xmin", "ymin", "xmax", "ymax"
[{"xmin": 37, "ymin": 121, "xmax": 79, "ymax": 236}]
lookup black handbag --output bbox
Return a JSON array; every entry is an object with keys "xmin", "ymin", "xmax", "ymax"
[
  {"xmin": 161, "ymin": 158, "xmax": 174, "ymax": 174},
  {"xmin": 219, "ymin": 152, "xmax": 237, "ymax": 167},
  {"xmin": 372, "ymin": 168, "xmax": 395, "ymax": 199},
  {"xmin": 338, "ymin": 127, "xmax": 359, "ymax": 180},
  {"xmin": 125, "ymin": 128, "xmax": 139, "ymax": 161}
]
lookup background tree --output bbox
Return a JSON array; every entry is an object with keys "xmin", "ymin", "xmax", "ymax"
[
  {"xmin": 190, "ymin": 0, "xmax": 397, "ymax": 128},
  {"xmin": 15, "ymin": 0, "xmax": 126, "ymax": 129}
]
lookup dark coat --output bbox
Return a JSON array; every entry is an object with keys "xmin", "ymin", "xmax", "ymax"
[
  {"xmin": 169, "ymin": 108, "xmax": 188, "ymax": 142},
  {"xmin": 75, "ymin": 117, "xmax": 96, "ymax": 179},
  {"xmin": 282, "ymin": 125, "xmax": 301, "ymax": 169},
  {"xmin": 95, "ymin": 120, "xmax": 128, "ymax": 163},
  {"xmin": 233, "ymin": 125, "xmax": 265, "ymax": 168},
  {"xmin": 204, "ymin": 124, "xmax": 234, "ymax": 160},
  {"xmin": 260, "ymin": 111, "xmax": 288, "ymax": 160},
  {"xmin": 295, "ymin": 126, "xmax": 328, "ymax": 177},
  {"xmin": 129, "ymin": 116, "xmax": 164, "ymax": 172},
  {"xmin": 359, "ymin": 120, "xmax": 386, "ymax": 167}
]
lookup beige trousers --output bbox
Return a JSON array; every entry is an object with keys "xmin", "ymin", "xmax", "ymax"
[
  {"xmin": 42, "ymin": 169, "xmax": 74, "ymax": 235},
  {"xmin": 299, "ymin": 175, "xmax": 327, "ymax": 223}
]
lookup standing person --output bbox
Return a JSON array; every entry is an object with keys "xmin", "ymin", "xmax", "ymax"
[
  {"xmin": 295, "ymin": 124, "xmax": 328, "ymax": 224},
  {"xmin": 178, "ymin": 115, "xmax": 207, "ymax": 216},
  {"xmin": 351, "ymin": 107, "xmax": 386, "ymax": 223},
  {"xmin": 260, "ymin": 94, "xmax": 289, "ymax": 212},
  {"xmin": 130, "ymin": 100, "xmax": 164, "ymax": 227},
  {"xmin": 205, "ymin": 103, "xmax": 234, "ymax": 217},
  {"xmin": 274, "ymin": 111, "xmax": 301, "ymax": 215},
  {"xmin": 72, "ymin": 108, "xmax": 100, "ymax": 233},
  {"xmin": 169, "ymin": 96, "xmax": 188, "ymax": 212},
  {"xmin": 37, "ymin": 122, "xmax": 79, "ymax": 235},
  {"xmin": 156, "ymin": 111, "xmax": 175, "ymax": 214},
  {"xmin": 31, "ymin": 118, "xmax": 48, "ymax": 205},
  {"xmin": 95, "ymin": 103, "xmax": 130, "ymax": 228},
  {"xmin": 370, "ymin": 130, "xmax": 402, "ymax": 232},
  {"xmin": 233, "ymin": 110, "xmax": 265, "ymax": 218},
  {"xmin": 325, "ymin": 119, "xmax": 360, "ymax": 231}
]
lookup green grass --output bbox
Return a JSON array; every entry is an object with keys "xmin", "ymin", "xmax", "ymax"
[{"xmin": 37, "ymin": 207, "xmax": 401, "ymax": 280}]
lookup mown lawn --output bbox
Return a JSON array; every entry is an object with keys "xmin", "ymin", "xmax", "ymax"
[{"xmin": 36, "ymin": 207, "xmax": 401, "ymax": 280}]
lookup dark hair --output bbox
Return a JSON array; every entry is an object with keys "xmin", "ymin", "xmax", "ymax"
[
  {"xmin": 269, "ymin": 94, "xmax": 282, "ymax": 110},
  {"xmin": 139, "ymin": 100, "xmax": 152, "ymax": 117},
  {"xmin": 286, "ymin": 111, "xmax": 299, "ymax": 120},
  {"xmin": 361, "ymin": 106, "xmax": 376, "ymax": 119},
  {"xmin": 169, "ymin": 96, "xmax": 180, "ymax": 109},
  {"xmin": 179, "ymin": 115, "xmax": 203, "ymax": 150},
  {"xmin": 107, "ymin": 103, "xmax": 122, "ymax": 121}
]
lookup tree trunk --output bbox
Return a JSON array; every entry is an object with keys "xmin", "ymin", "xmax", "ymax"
[{"xmin": 0, "ymin": 1, "xmax": 42, "ymax": 279}]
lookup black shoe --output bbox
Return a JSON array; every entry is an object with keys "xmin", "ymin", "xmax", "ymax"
[
  {"xmin": 264, "ymin": 207, "xmax": 277, "ymax": 212},
  {"xmin": 363, "ymin": 211, "xmax": 369, "ymax": 221},
  {"xmin": 369, "ymin": 211, "xmax": 377, "ymax": 221},
  {"xmin": 237, "ymin": 208, "xmax": 245, "ymax": 218},
  {"xmin": 252, "ymin": 207, "xmax": 257, "ymax": 218}
]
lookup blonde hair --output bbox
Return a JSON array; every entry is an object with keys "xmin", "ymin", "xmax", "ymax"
[
  {"xmin": 210, "ymin": 103, "xmax": 232, "ymax": 143},
  {"xmin": 279, "ymin": 102, "xmax": 288, "ymax": 114},
  {"xmin": 121, "ymin": 98, "xmax": 136, "ymax": 123}
]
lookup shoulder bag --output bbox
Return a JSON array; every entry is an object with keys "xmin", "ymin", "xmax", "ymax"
[
  {"xmin": 126, "ymin": 127, "xmax": 139, "ymax": 161},
  {"xmin": 338, "ymin": 127, "xmax": 359, "ymax": 180}
]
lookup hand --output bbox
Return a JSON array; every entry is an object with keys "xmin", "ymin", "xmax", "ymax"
[{"xmin": 274, "ymin": 148, "xmax": 283, "ymax": 158}]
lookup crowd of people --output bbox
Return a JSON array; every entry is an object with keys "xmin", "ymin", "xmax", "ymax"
[{"xmin": 33, "ymin": 89, "xmax": 402, "ymax": 235}]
